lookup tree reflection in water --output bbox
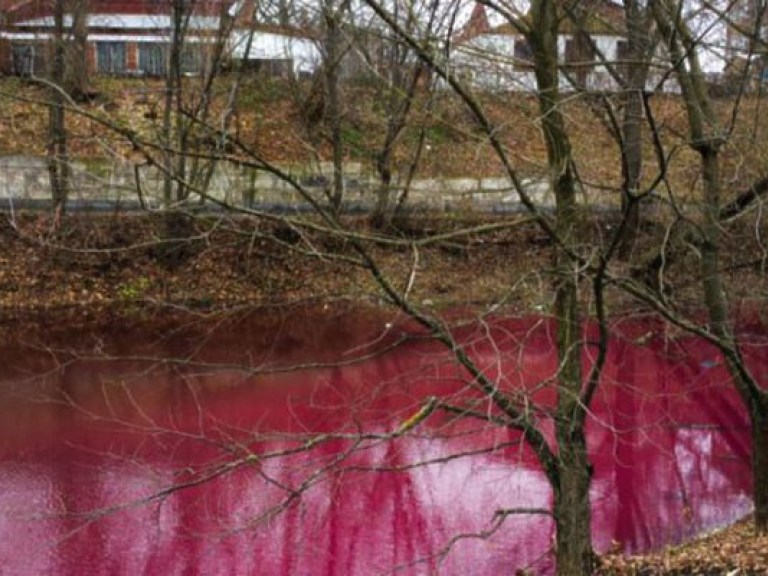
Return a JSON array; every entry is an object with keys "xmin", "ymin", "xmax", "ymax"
[{"xmin": 0, "ymin": 313, "xmax": 756, "ymax": 575}]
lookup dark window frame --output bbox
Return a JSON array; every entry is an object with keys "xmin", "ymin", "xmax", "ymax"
[
  {"xmin": 138, "ymin": 42, "xmax": 167, "ymax": 76},
  {"xmin": 616, "ymin": 40, "xmax": 631, "ymax": 81},
  {"xmin": 513, "ymin": 38, "xmax": 533, "ymax": 69},
  {"xmin": 564, "ymin": 36, "xmax": 597, "ymax": 66},
  {"xmin": 96, "ymin": 41, "xmax": 126, "ymax": 75},
  {"xmin": 11, "ymin": 43, "xmax": 38, "ymax": 76},
  {"xmin": 180, "ymin": 44, "xmax": 201, "ymax": 74}
]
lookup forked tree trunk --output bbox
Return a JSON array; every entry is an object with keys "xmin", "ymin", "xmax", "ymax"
[
  {"xmin": 529, "ymin": 0, "xmax": 595, "ymax": 570},
  {"xmin": 371, "ymin": 28, "xmax": 424, "ymax": 228},
  {"xmin": 701, "ymin": 140, "xmax": 768, "ymax": 534},
  {"xmin": 652, "ymin": 0, "xmax": 768, "ymax": 534},
  {"xmin": 699, "ymin": 145, "xmax": 768, "ymax": 534},
  {"xmin": 701, "ymin": 143, "xmax": 768, "ymax": 533}
]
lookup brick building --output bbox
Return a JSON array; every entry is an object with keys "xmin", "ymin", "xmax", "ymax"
[{"xmin": 0, "ymin": 0, "xmax": 285, "ymax": 77}]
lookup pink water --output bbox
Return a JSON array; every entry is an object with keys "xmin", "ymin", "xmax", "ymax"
[{"xmin": 0, "ymin": 312, "xmax": 760, "ymax": 574}]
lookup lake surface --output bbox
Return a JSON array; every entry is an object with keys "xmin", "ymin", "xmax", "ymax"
[{"xmin": 0, "ymin": 310, "xmax": 759, "ymax": 574}]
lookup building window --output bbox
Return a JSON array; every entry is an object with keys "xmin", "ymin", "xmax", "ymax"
[
  {"xmin": 11, "ymin": 43, "xmax": 37, "ymax": 76},
  {"xmin": 616, "ymin": 40, "xmax": 631, "ymax": 81},
  {"xmin": 513, "ymin": 39, "xmax": 533, "ymax": 69},
  {"xmin": 565, "ymin": 36, "xmax": 596, "ymax": 65},
  {"xmin": 565, "ymin": 35, "xmax": 596, "ymax": 85},
  {"xmin": 180, "ymin": 45, "xmax": 201, "ymax": 74},
  {"xmin": 139, "ymin": 43, "xmax": 167, "ymax": 76},
  {"xmin": 97, "ymin": 42, "xmax": 126, "ymax": 74}
]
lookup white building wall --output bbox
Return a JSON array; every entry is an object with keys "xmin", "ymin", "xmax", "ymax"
[
  {"xmin": 453, "ymin": 32, "xmax": 676, "ymax": 93},
  {"xmin": 230, "ymin": 30, "xmax": 321, "ymax": 75},
  {"xmin": 451, "ymin": 34, "xmax": 535, "ymax": 91}
]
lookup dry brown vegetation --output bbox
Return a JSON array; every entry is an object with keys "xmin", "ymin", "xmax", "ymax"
[
  {"xmin": 1, "ymin": 203, "xmax": 766, "ymax": 327},
  {"xmin": 597, "ymin": 515, "xmax": 768, "ymax": 575},
  {"xmin": 1, "ymin": 76, "xmax": 767, "ymax": 207},
  {"xmin": 0, "ymin": 211, "xmax": 547, "ymax": 316}
]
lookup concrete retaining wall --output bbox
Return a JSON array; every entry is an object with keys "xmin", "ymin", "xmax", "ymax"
[{"xmin": 0, "ymin": 155, "xmax": 556, "ymax": 211}]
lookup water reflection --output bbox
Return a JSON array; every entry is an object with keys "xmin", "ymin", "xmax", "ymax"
[{"xmin": 0, "ymin": 313, "xmax": 757, "ymax": 574}]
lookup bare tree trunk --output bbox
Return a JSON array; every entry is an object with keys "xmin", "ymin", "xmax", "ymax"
[
  {"xmin": 66, "ymin": 0, "xmax": 90, "ymax": 101},
  {"xmin": 394, "ymin": 87, "xmax": 439, "ymax": 219},
  {"xmin": 652, "ymin": 0, "xmax": 768, "ymax": 533},
  {"xmin": 322, "ymin": 4, "xmax": 346, "ymax": 214},
  {"xmin": 529, "ymin": 0, "xmax": 593, "ymax": 570},
  {"xmin": 372, "ymin": 76, "xmax": 403, "ymax": 227},
  {"xmin": 618, "ymin": 90, "xmax": 642, "ymax": 258},
  {"xmin": 372, "ymin": 162, "xmax": 393, "ymax": 226},
  {"xmin": 48, "ymin": 0, "xmax": 69, "ymax": 218},
  {"xmin": 554, "ymin": 440, "xmax": 594, "ymax": 575},
  {"xmin": 374, "ymin": 0, "xmax": 600, "ymax": 566},
  {"xmin": 369, "ymin": 0, "xmax": 429, "ymax": 228},
  {"xmin": 700, "ymin": 148, "xmax": 728, "ymax": 333},
  {"xmin": 617, "ymin": 0, "xmax": 652, "ymax": 258},
  {"xmin": 372, "ymin": 90, "xmax": 409, "ymax": 227},
  {"xmin": 174, "ymin": 0, "xmax": 189, "ymax": 204},
  {"xmin": 185, "ymin": 3, "xmax": 237, "ymax": 204},
  {"xmin": 163, "ymin": 0, "xmax": 184, "ymax": 207},
  {"xmin": 156, "ymin": 0, "xmax": 196, "ymax": 269},
  {"xmin": 372, "ymin": 67, "xmax": 425, "ymax": 227},
  {"xmin": 702, "ymin": 144, "xmax": 768, "ymax": 533}
]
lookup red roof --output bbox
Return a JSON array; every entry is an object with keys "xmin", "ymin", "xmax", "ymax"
[
  {"xmin": 456, "ymin": 0, "xmax": 626, "ymax": 41},
  {"xmin": 460, "ymin": 2, "xmax": 490, "ymax": 40},
  {"xmin": 88, "ymin": 1, "xmax": 232, "ymax": 16},
  {"xmin": 2, "ymin": 0, "xmax": 235, "ymax": 22}
]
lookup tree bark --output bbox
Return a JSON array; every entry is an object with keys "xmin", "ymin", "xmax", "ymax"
[
  {"xmin": 48, "ymin": 0, "xmax": 69, "ymax": 217},
  {"xmin": 615, "ymin": 0, "xmax": 654, "ymax": 258},
  {"xmin": 554, "ymin": 441, "xmax": 594, "ymax": 575},
  {"xmin": 322, "ymin": 2, "xmax": 347, "ymax": 214},
  {"xmin": 652, "ymin": 0, "xmax": 768, "ymax": 533},
  {"xmin": 163, "ymin": 0, "xmax": 184, "ymax": 206},
  {"xmin": 700, "ymin": 124, "xmax": 768, "ymax": 539},
  {"xmin": 66, "ymin": 0, "xmax": 90, "ymax": 101},
  {"xmin": 529, "ymin": 0, "xmax": 594, "ymax": 571}
]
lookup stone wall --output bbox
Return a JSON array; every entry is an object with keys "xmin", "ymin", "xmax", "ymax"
[{"xmin": 0, "ymin": 155, "xmax": 556, "ymax": 211}]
